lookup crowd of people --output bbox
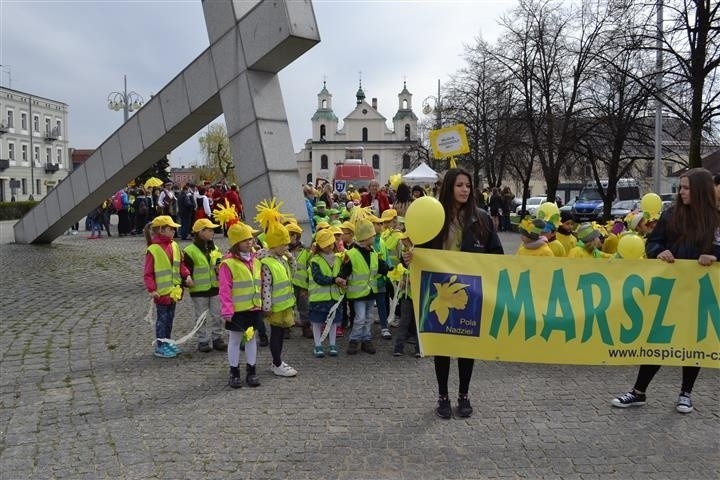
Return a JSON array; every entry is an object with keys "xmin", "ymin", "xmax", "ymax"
[
  {"xmin": 78, "ymin": 180, "xmax": 244, "ymax": 239},
  {"xmin": 138, "ymin": 169, "xmax": 719, "ymax": 419}
]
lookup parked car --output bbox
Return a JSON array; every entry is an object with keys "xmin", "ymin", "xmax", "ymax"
[
  {"xmin": 660, "ymin": 193, "xmax": 675, "ymax": 212},
  {"xmin": 559, "ymin": 197, "xmax": 576, "ymax": 217},
  {"xmin": 610, "ymin": 199, "xmax": 640, "ymax": 219},
  {"xmin": 515, "ymin": 196, "xmax": 547, "ymax": 216}
]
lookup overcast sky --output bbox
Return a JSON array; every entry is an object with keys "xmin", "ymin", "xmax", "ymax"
[{"xmin": 1, "ymin": 0, "xmax": 517, "ymax": 168}]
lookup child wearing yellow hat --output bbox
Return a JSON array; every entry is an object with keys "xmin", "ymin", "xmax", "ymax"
[
  {"xmin": 219, "ymin": 222, "xmax": 263, "ymax": 388},
  {"xmin": 143, "ymin": 216, "xmax": 194, "ymax": 359},
  {"xmin": 337, "ymin": 221, "xmax": 356, "ymax": 337},
  {"xmin": 256, "ymin": 199, "xmax": 298, "ymax": 377},
  {"xmin": 338, "ymin": 219, "xmax": 389, "ymax": 354},
  {"xmin": 370, "ymin": 215, "xmax": 393, "ymax": 340},
  {"xmin": 567, "ymin": 223, "xmax": 613, "ymax": 258},
  {"xmin": 184, "ymin": 218, "xmax": 226, "ymax": 353},
  {"xmin": 286, "ymin": 221, "xmax": 313, "ymax": 339},
  {"xmin": 308, "ymin": 229, "xmax": 346, "ymax": 357},
  {"xmin": 516, "ymin": 218, "xmax": 554, "ymax": 257}
]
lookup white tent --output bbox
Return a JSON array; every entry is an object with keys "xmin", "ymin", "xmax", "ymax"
[{"xmin": 402, "ymin": 162, "xmax": 438, "ymax": 184}]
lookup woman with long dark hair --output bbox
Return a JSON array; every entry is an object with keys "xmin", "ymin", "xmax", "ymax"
[
  {"xmin": 393, "ymin": 182, "xmax": 412, "ymax": 216},
  {"xmin": 611, "ymin": 168, "xmax": 720, "ymax": 413},
  {"xmin": 407, "ymin": 168, "xmax": 504, "ymax": 419}
]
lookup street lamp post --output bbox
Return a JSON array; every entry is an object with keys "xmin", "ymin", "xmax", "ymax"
[
  {"xmin": 107, "ymin": 75, "xmax": 144, "ymax": 122},
  {"xmin": 422, "ymin": 79, "xmax": 443, "ymax": 170}
]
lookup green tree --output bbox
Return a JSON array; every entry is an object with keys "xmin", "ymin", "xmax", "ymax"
[
  {"xmin": 135, "ymin": 155, "xmax": 170, "ymax": 189},
  {"xmin": 197, "ymin": 123, "xmax": 236, "ymax": 183}
]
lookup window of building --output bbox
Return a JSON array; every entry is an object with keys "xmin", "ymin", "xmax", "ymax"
[
  {"xmin": 45, "ymin": 118, "xmax": 51, "ymax": 134},
  {"xmin": 6, "ymin": 109, "xmax": 14, "ymax": 128},
  {"xmin": 372, "ymin": 154, "xmax": 379, "ymax": 169},
  {"xmin": 320, "ymin": 124, "xmax": 326, "ymax": 141},
  {"xmin": 404, "ymin": 124, "xmax": 410, "ymax": 140},
  {"xmin": 320, "ymin": 154, "xmax": 328, "ymax": 169},
  {"xmin": 362, "ymin": 127, "xmax": 368, "ymax": 142},
  {"xmin": 321, "ymin": 99, "xmax": 327, "ymax": 109},
  {"xmin": 46, "ymin": 147, "xmax": 52, "ymax": 163},
  {"xmin": 34, "ymin": 146, "xmax": 40, "ymax": 164},
  {"xmin": 56, "ymin": 119, "xmax": 61, "ymax": 135},
  {"xmin": 8, "ymin": 143, "xmax": 15, "ymax": 160},
  {"xmin": 33, "ymin": 115, "xmax": 39, "ymax": 132},
  {"xmin": 644, "ymin": 162, "xmax": 653, "ymax": 177},
  {"xmin": 665, "ymin": 165, "xmax": 673, "ymax": 177},
  {"xmin": 21, "ymin": 144, "xmax": 28, "ymax": 162},
  {"xmin": 57, "ymin": 148, "xmax": 63, "ymax": 166},
  {"xmin": 402, "ymin": 154, "xmax": 410, "ymax": 169},
  {"xmin": 36, "ymin": 179, "xmax": 41, "ymax": 195},
  {"xmin": 583, "ymin": 164, "xmax": 591, "ymax": 177},
  {"xmin": 402, "ymin": 99, "xmax": 408, "ymax": 109},
  {"xmin": 21, "ymin": 112, "xmax": 27, "ymax": 130},
  {"xmin": 21, "ymin": 178, "xmax": 27, "ymax": 195}
]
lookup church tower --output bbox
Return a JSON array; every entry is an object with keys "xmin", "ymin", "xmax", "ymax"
[
  {"xmin": 392, "ymin": 81, "xmax": 418, "ymax": 141},
  {"xmin": 311, "ymin": 81, "xmax": 338, "ymax": 142}
]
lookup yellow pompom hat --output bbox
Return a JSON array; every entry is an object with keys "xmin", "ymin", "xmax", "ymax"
[
  {"xmin": 255, "ymin": 198, "xmax": 291, "ymax": 248},
  {"xmin": 228, "ymin": 222, "xmax": 255, "ymax": 246},
  {"xmin": 314, "ymin": 229, "xmax": 336, "ymax": 249},
  {"xmin": 355, "ymin": 219, "xmax": 376, "ymax": 242}
]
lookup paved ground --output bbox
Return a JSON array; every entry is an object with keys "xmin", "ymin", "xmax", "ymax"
[{"xmin": 0, "ymin": 220, "xmax": 718, "ymax": 479}]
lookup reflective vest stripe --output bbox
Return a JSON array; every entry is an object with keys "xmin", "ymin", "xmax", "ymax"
[
  {"xmin": 222, "ymin": 257, "xmax": 261, "ymax": 311},
  {"xmin": 148, "ymin": 243, "xmax": 181, "ymax": 295},
  {"xmin": 260, "ymin": 256, "xmax": 296, "ymax": 312},
  {"xmin": 345, "ymin": 248, "xmax": 378, "ymax": 299},
  {"xmin": 308, "ymin": 255, "xmax": 342, "ymax": 302},
  {"xmin": 292, "ymin": 248, "xmax": 310, "ymax": 288},
  {"xmin": 183, "ymin": 243, "xmax": 219, "ymax": 293}
]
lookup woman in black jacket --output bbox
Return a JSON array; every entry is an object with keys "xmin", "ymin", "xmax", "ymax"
[
  {"xmin": 410, "ymin": 168, "xmax": 504, "ymax": 419},
  {"xmin": 611, "ymin": 168, "xmax": 720, "ymax": 413}
]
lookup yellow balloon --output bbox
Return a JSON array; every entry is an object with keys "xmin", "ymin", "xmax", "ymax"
[
  {"xmin": 640, "ymin": 193, "xmax": 662, "ymax": 215},
  {"xmin": 536, "ymin": 202, "xmax": 560, "ymax": 225},
  {"xmin": 405, "ymin": 196, "xmax": 445, "ymax": 245},
  {"xmin": 617, "ymin": 234, "xmax": 645, "ymax": 259}
]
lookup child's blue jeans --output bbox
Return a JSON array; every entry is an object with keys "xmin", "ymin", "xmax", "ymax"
[
  {"xmin": 349, "ymin": 299, "xmax": 374, "ymax": 342},
  {"xmin": 155, "ymin": 303, "xmax": 176, "ymax": 345}
]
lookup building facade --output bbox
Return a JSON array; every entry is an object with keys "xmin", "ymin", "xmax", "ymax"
[
  {"xmin": 296, "ymin": 81, "xmax": 419, "ymax": 186},
  {"xmin": 0, "ymin": 87, "xmax": 70, "ymax": 202}
]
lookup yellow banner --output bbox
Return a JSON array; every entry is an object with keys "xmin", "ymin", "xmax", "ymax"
[{"xmin": 410, "ymin": 249, "xmax": 720, "ymax": 368}]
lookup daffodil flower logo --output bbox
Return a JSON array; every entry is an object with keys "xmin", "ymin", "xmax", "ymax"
[{"xmin": 429, "ymin": 275, "xmax": 469, "ymax": 325}]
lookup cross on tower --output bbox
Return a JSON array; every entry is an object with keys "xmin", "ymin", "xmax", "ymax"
[{"xmin": 15, "ymin": 0, "xmax": 320, "ymax": 243}]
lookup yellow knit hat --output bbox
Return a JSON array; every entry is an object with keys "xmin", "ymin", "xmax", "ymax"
[
  {"xmin": 315, "ymin": 229, "xmax": 336, "ymax": 249},
  {"xmin": 255, "ymin": 198, "xmax": 291, "ymax": 249},
  {"xmin": 228, "ymin": 222, "xmax": 254, "ymax": 246},
  {"xmin": 355, "ymin": 219, "xmax": 376, "ymax": 242}
]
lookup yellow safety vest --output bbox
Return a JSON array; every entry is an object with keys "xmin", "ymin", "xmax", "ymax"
[
  {"xmin": 260, "ymin": 256, "xmax": 296, "ymax": 312},
  {"xmin": 147, "ymin": 243, "xmax": 181, "ymax": 295},
  {"xmin": 183, "ymin": 243, "xmax": 220, "ymax": 293},
  {"xmin": 222, "ymin": 257, "xmax": 261, "ymax": 312},
  {"xmin": 308, "ymin": 254, "xmax": 342, "ymax": 302},
  {"xmin": 292, "ymin": 248, "xmax": 311, "ymax": 289},
  {"xmin": 345, "ymin": 248, "xmax": 378, "ymax": 299}
]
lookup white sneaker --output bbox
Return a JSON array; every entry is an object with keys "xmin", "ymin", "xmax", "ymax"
[
  {"xmin": 676, "ymin": 393, "xmax": 693, "ymax": 413},
  {"xmin": 388, "ymin": 318, "xmax": 400, "ymax": 328},
  {"xmin": 381, "ymin": 328, "xmax": 392, "ymax": 339},
  {"xmin": 271, "ymin": 361, "xmax": 297, "ymax": 377}
]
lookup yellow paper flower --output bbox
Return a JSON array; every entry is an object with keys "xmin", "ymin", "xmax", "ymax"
[
  {"xmin": 209, "ymin": 249, "xmax": 223, "ymax": 266},
  {"xmin": 213, "ymin": 199, "xmax": 238, "ymax": 227},
  {"xmin": 429, "ymin": 275, "xmax": 469, "ymax": 325},
  {"xmin": 242, "ymin": 326, "xmax": 255, "ymax": 343},
  {"xmin": 169, "ymin": 285, "xmax": 183, "ymax": 302},
  {"xmin": 387, "ymin": 263, "xmax": 407, "ymax": 282}
]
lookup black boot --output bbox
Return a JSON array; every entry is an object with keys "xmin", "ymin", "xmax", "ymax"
[
  {"xmin": 245, "ymin": 364, "xmax": 260, "ymax": 387},
  {"xmin": 228, "ymin": 366, "xmax": 242, "ymax": 389}
]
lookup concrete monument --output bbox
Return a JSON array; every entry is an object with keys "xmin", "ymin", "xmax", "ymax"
[{"xmin": 14, "ymin": 0, "xmax": 319, "ymax": 243}]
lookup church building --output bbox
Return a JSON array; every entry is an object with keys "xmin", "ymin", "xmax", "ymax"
[{"xmin": 296, "ymin": 81, "xmax": 419, "ymax": 187}]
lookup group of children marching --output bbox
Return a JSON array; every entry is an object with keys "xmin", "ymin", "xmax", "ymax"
[
  {"xmin": 143, "ymin": 197, "xmax": 415, "ymax": 389},
  {"xmin": 515, "ymin": 206, "xmax": 659, "ymax": 259}
]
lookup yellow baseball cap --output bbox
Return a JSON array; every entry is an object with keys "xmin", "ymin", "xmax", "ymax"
[
  {"xmin": 192, "ymin": 218, "xmax": 219, "ymax": 233},
  {"xmin": 316, "ymin": 221, "xmax": 330, "ymax": 231},
  {"xmin": 315, "ymin": 229, "xmax": 336, "ymax": 249},
  {"xmin": 151, "ymin": 215, "xmax": 181, "ymax": 229},
  {"xmin": 340, "ymin": 221, "xmax": 355, "ymax": 233},
  {"xmin": 285, "ymin": 222, "xmax": 303, "ymax": 234},
  {"xmin": 380, "ymin": 209, "xmax": 398, "ymax": 222}
]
